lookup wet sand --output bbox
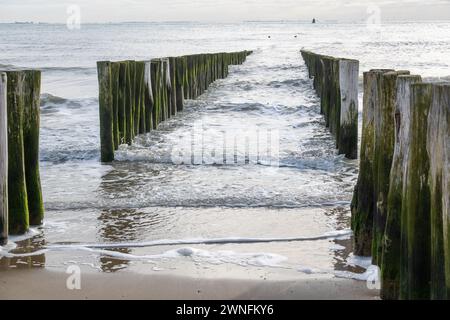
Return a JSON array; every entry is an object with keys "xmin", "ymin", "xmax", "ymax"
[{"xmin": 0, "ymin": 269, "xmax": 379, "ymax": 300}]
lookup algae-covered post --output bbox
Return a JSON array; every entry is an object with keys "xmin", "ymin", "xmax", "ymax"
[
  {"xmin": 0, "ymin": 72, "xmax": 7, "ymax": 245},
  {"xmin": 22, "ymin": 70, "xmax": 44, "ymax": 226},
  {"xmin": 111, "ymin": 63, "xmax": 120, "ymax": 149},
  {"xmin": 97, "ymin": 61, "xmax": 115, "ymax": 162},
  {"xmin": 401, "ymin": 83, "xmax": 433, "ymax": 300},
  {"xmin": 143, "ymin": 61, "xmax": 154, "ymax": 132},
  {"xmin": 372, "ymin": 70, "xmax": 410, "ymax": 266},
  {"xmin": 351, "ymin": 69, "xmax": 393, "ymax": 256},
  {"xmin": 381, "ymin": 74, "xmax": 422, "ymax": 300},
  {"xmin": 174, "ymin": 57, "xmax": 185, "ymax": 112},
  {"xmin": 427, "ymin": 84, "xmax": 450, "ymax": 300},
  {"xmin": 169, "ymin": 57, "xmax": 177, "ymax": 117},
  {"xmin": 6, "ymin": 71, "xmax": 29, "ymax": 234},
  {"xmin": 338, "ymin": 59, "xmax": 359, "ymax": 159}
]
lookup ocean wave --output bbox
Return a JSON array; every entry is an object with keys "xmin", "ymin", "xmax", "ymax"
[
  {"xmin": 40, "ymin": 66, "xmax": 95, "ymax": 73},
  {"xmin": 40, "ymin": 148, "xmax": 99, "ymax": 163},
  {"xmin": 40, "ymin": 93, "xmax": 97, "ymax": 108},
  {"xmin": 268, "ymin": 78, "xmax": 311, "ymax": 88}
]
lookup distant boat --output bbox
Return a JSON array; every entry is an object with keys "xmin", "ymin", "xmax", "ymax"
[{"xmin": 312, "ymin": 18, "xmax": 316, "ymax": 24}]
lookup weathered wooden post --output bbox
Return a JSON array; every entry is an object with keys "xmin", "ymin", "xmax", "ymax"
[
  {"xmin": 143, "ymin": 61, "xmax": 154, "ymax": 132},
  {"xmin": 372, "ymin": 70, "xmax": 410, "ymax": 265},
  {"xmin": 320, "ymin": 57, "xmax": 332, "ymax": 125},
  {"xmin": 329, "ymin": 58, "xmax": 340, "ymax": 137},
  {"xmin": 400, "ymin": 83, "xmax": 433, "ymax": 300},
  {"xmin": 97, "ymin": 61, "xmax": 114, "ymax": 162},
  {"xmin": 6, "ymin": 71, "xmax": 29, "ymax": 234},
  {"xmin": 118, "ymin": 61, "xmax": 128, "ymax": 144},
  {"xmin": 175, "ymin": 57, "xmax": 185, "ymax": 112},
  {"xmin": 351, "ymin": 69, "xmax": 393, "ymax": 256},
  {"xmin": 134, "ymin": 61, "xmax": 145, "ymax": 135},
  {"xmin": 161, "ymin": 58, "xmax": 170, "ymax": 121},
  {"xmin": 169, "ymin": 57, "xmax": 177, "ymax": 116},
  {"xmin": 381, "ymin": 75, "xmax": 422, "ymax": 300},
  {"xmin": 111, "ymin": 63, "xmax": 120, "ymax": 149},
  {"xmin": 150, "ymin": 59, "xmax": 161, "ymax": 129},
  {"xmin": 338, "ymin": 59, "xmax": 359, "ymax": 159},
  {"xmin": 22, "ymin": 70, "xmax": 44, "ymax": 226},
  {"xmin": 126, "ymin": 60, "xmax": 135, "ymax": 144},
  {"xmin": 427, "ymin": 83, "xmax": 449, "ymax": 299},
  {"xmin": 0, "ymin": 72, "xmax": 7, "ymax": 245}
]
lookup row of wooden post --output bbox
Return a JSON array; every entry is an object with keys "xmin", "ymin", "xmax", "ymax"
[
  {"xmin": 98, "ymin": 51, "xmax": 252, "ymax": 162},
  {"xmin": 0, "ymin": 70, "xmax": 44, "ymax": 245},
  {"xmin": 300, "ymin": 50, "xmax": 359, "ymax": 159},
  {"xmin": 351, "ymin": 69, "xmax": 449, "ymax": 300}
]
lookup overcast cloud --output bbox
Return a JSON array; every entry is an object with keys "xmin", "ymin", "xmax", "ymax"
[{"xmin": 1, "ymin": 0, "xmax": 449, "ymax": 23}]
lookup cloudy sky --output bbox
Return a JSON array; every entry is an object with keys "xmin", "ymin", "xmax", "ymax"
[{"xmin": 1, "ymin": 0, "xmax": 450, "ymax": 23}]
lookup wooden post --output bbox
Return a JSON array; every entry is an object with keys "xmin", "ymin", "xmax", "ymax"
[
  {"xmin": 97, "ymin": 61, "xmax": 114, "ymax": 162},
  {"xmin": 134, "ymin": 61, "xmax": 145, "ymax": 134},
  {"xmin": 351, "ymin": 69, "xmax": 393, "ymax": 256},
  {"xmin": 22, "ymin": 70, "xmax": 44, "ymax": 226},
  {"xmin": 338, "ymin": 59, "xmax": 359, "ymax": 159},
  {"xmin": 143, "ymin": 61, "xmax": 154, "ymax": 132},
  {"xmin": 372, "ymin": 70, "xmax": 410, "ymax": 265},
  {"xmin": 175, "ymin": 57, "xmax": 185, "ymax": 112},
  {"xmin": 162, "ymin": 58, "xmax": 171, "ymax": 121},
  {"xmin": 427, "ymin": 83, "xmax": 449, "ymax": 299},
  {"xmin": 0, "ymin": 72, "xmax": 7, "ymax": 245},
  {"xmin": 118, "ymin": 62, "xmax": 128, "ymax": 145},
  {"xmin": 150, "ymin": 59, "xmax": 161, "ymax": 129},
  {"xmin": 381, "ymin": 75, "xmax": 422, "ymax": 300},
  {"xmin": 6, "ymin": 71, "xmax": 29, "ymax": 234},
  {"xmin": 400, "ymin": 83, "xmax": 433, "ymax": 300},
  {"xmin": 134, "ymin": 61, "xmax": 145, "ymax": 135},
  {"xmin": 111, "ymin": 63, "xmax": 120, "ymax": 149},
  {"xmin": 125, "ymin": 61, "xmax": 134, "ymax": 145},
  {"xmin": 169, "ymin": 57, "xmax": 177, "ymax": 116}
]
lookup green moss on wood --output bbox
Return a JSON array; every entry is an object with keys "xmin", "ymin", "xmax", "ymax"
[
  {"xmin": 22, "ymin": 70, "xmax": 44, "ymax": 226},
  {"xmin": 400, "ymin": 83, "xmax": 433, "ymax": 300},
  {"xmin": 6, "ymin": 71, "xmax": 29, "ymax": 234},
  {"xmin": 381, "ymin": 75, "xmax": 422, "ymax": 300},
  {"xmin": 427, "ymin": 84, "xmax": 449, "ymax": 299},
  {"xmin": 125, "ymin": 61, "xmax": 134, "ymax": 145},
  {"xmin": 97, "ymin": 61, "xmax": 115, "ymax": 162},
  {"xmin": 111, "ymin": 63, "xmax": 120, "ymax": 149},
  {"xmin": 372, "ymin": 71, "xmax": 410, "ymax": 266},
  {"xmin": 118, "ymin": 62, "xmax": 128, "ymax": 145}
]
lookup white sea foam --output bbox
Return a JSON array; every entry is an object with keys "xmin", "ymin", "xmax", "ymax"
[
  {"xmin": 346, "ymin": 254, "xmax": 373, "ymax": 269},
  {"xmin": 7, "ymin": 227, "xmax": 41, "ymax": 242},
  {"xmin": 334, "ymin": 265, "xmax": 380, "ymax": 282},
  {"xmin": 45, "ymin": 229, "xmax": 352, "ymax": 250}
]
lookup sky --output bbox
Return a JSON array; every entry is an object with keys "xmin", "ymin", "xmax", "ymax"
[{"xmin": 1, "ymin": 0, "xmax": 450, "ymax": 23}]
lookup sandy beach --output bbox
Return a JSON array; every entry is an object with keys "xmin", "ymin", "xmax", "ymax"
[{"xmin": 0, "ymin": 268, "xmax": 379, "ymax": 300}]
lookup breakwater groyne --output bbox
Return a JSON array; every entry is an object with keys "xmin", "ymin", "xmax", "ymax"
[
  {"xmin": 350, "ymin": 69, "xmax": 449, "ymax": 300},
  {"xmin": 98, "ymin": 51, "xmax": 252, "ymax": 162},
  {"xmin": 0, "ymin": 69, "xmax": 44, "ymax": 245},
  {"xmin": 300, "ymin": 50, "xmax": 359, "ymax": 159}
]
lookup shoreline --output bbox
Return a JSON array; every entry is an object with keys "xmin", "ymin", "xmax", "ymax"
[{"xmin": 0, "ymin": 268, "xmax": 379, "ymax": 300}]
